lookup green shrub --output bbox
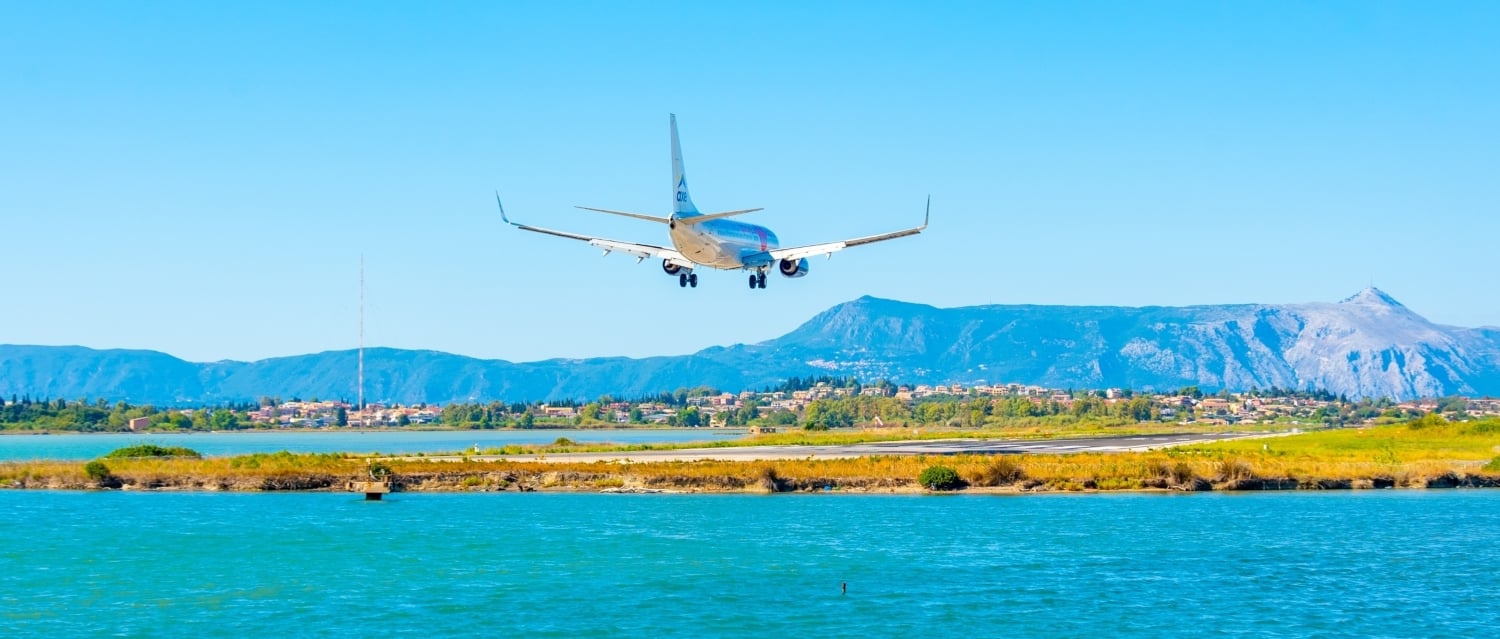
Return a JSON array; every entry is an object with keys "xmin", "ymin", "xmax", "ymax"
[
  {"xmin": 552, "ymin": 437, "xmax": 576, "ymax": 447},
  {"xmin": 1461, "ymin": 419, "xmax": 1499, "ymax": 436},
  {"xmin": 918, "ymin": 465, "xmax": 966, "ymax": 491},
  {"xmin": 1484, "ymin": 457, "xmax": 1500, "ymax": 473},
  {"xmin": 367, "ymin": 461, "xmax": 392, "ymax": 479},
  {"xmin": 83, "ymin": 460, "xmax": 111, "ymax": 482},
  {"xmin": 1407, "ymin": 413, "xmax": 1447, "ymax": 430},
  {"xmin": 104, "ymin": 444, "xmax": 201, "ymax": 459}
]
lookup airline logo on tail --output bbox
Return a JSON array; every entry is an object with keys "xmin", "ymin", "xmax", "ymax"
[{"xmin": 670, "ymin": 113, "xmax": 698, "ymax": 215}]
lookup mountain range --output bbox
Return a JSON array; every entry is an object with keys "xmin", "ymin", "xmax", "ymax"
[{"xmin": 3, "ymin": 288, "xmax": 1497, "ymax": 404}]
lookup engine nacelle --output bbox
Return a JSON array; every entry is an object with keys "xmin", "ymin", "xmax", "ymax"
[
  {"xmin": 662, "ymin": 260, "xmax": 683, "ymax": 276},
  {"xmin": 778, "ymin": 258, "xmax": 810, "ymax": 278}
]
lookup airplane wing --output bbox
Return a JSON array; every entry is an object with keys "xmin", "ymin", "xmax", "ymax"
[
  {"xmin": 745, "ymin": 197, "xmax": 930, "ymax": 266},
  {"xmin": 498, "ymin": 193, "xmax": 695, "ymax": 269}
]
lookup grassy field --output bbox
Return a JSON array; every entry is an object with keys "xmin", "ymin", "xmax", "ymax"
[
  {"xmin": 1167, "ymin": 417, "xmax": 1500, "ymax": 481},
  {"xmin": 3, "ymin": 418, "xmax": 1497, "ymax": 493}
]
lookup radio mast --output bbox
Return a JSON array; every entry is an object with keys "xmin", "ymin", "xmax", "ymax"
[{"xmin": 358, "ymin": 254, "xmax": 364, "ymax": 425}]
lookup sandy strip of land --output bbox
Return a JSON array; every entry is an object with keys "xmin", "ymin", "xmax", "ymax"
[{"xmin": 409, "ymin": 432, "xmax": 1268, "ymax": 464}]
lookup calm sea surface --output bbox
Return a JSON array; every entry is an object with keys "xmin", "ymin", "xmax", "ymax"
[
  {"xmin": 0, "ymin": 429, "xmax": 745, "ymax": 462},
  {"xmin": 2, "ymin": 491, "xmax": 1496, "ymax": 637}
]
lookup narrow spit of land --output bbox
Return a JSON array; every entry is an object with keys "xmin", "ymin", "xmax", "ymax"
[
  {"xmin": 2, "ymin": 419, "xmax": 1497, "ymax": 493},
  {"xmin": 422, "ymin": 432, "xmax": 1260, "ymax": 463}
]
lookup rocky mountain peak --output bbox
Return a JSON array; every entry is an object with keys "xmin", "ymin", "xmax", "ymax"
[
  {"xmin": 1339, "ymin": 287, "xmax": 1406, "ymax": 308},
  {"xmin": 4, "ymin": 289, "xmax": 1498, "ymax": 402}
]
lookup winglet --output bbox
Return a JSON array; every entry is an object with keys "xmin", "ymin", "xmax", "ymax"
[
  {"xmin": 495, "ymin": 191, "xmax": 513, "ymax": 225},
  {"xmin": 923, "ymin": 195, "xmax": 930, "ymax": 228}
]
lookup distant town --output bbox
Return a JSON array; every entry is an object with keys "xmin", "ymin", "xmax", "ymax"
[
  {"xmin": 4, "ymin": 377, "xmax": 1497, "ymax": 432},
  {"xmin": 252, "ymin": 383, "xmax": 1500, "ymax": 429}
]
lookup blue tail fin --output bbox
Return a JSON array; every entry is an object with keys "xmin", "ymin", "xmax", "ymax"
[{"xmin": 670, "ymin": 114, "xmax": 699, "ymax": 216}]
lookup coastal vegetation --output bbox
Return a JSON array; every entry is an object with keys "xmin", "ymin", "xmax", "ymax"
[
  {"xmin": 83, "ymin": 460, "xmax": 110, "ymax": 482},
  {"xmin": 918, "ymin": 465, "xmax": 965, "ymax": 491},
  {"xmin": 0, "ymin": 397, "xmax": 249, "ymax": 432},
  {"xmin": 2, "ymin": 417, "xmax": 1496, "ymax": 493},
  {"xmin": 970, "ymin": 457, "xmax": 1027, "ymax": 486},
  {"xmin": 104, "ymin": 445, "xmax": 202, "ymax": 459},
  {"xmin": 6, "ymin": 375, "xmax": 1489, "ymax": 434}
]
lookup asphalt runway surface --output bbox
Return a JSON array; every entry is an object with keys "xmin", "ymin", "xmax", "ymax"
[{"xmin": 457, "ymin": 431, "xmax": 1262, "ymax": 464}]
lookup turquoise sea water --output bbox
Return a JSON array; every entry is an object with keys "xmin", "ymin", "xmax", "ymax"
[
  {"xmin": 0, "ymin": 429, "xmax": 744, "ymax": 462},
  {"xmin": 3, "ymin": 491, "xmax": 1497, "ymax": 637}
]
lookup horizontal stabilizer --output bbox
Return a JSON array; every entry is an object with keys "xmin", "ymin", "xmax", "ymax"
[
  {"xmin": 575, "ymin": 206, "xmax": 673, "ymax": 224},
  {"xmin": 676, "ymin": 208, "xmax": 763, "ymax": 224}
]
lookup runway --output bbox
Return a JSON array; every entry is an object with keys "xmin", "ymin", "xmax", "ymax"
[{"xmin": 458, "ymin": 431, "xmax": 1262, "ymax": 464}]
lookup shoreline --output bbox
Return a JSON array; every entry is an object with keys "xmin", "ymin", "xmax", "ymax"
[
  {"xmin": 5, "ymin": 420, "xmax": 1494, "ymax": 494},
  {"xmin": 5, "ymin": 473, "xmax": 1498, "ymax": 494},
  {"xmin": 5, "ymin": 457, "xmax": 1496, "ymax": 495}
]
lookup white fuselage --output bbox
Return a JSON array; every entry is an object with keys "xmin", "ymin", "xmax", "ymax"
[
  {"xmin": 499, "ymin": 114, "xmax": 924, "ymax": 289},
  {"xmin": 669, "ymin": 218, "xmax": 781, "ymax": 270}
]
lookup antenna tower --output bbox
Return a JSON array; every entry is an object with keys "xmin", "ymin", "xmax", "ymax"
[{"xmin": 358, "ymin": 254, "xmax": 364, "ymax": 425}]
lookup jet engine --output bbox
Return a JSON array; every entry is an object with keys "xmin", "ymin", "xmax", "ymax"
[
  {"xmin": 662, "ymin": 260, "xmax": 683, "ymax": 276},
  {"xmin": 778, "ymin": 258, "xmax": 810, "ymax": 278}
]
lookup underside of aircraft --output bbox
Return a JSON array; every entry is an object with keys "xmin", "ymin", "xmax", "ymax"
[{"xmin": 497, "ymin": 115, "xmax": 927, "ymax": 289}]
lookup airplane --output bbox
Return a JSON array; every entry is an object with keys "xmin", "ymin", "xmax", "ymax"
[{"xmin": 496, "ymin": 114, "xmax": 928, "ymax": 290}]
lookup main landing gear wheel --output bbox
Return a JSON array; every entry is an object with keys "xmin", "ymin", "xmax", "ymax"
[
  {"xmin": 757, "ymin": 272, "xmax": 767, "ymax": 289},
  {"xmin": 748, "ymin": 274, "xmax": 757, "ymax": 289},
  {"xmin": 689, "ymin": 273, "xmax": 698, "ymax": 288},
  {"xmin": 679, "ymin": 273, "xmax": 689, "ymax": 288}
]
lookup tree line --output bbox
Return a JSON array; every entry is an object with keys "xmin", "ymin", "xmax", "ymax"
[
  {"xmin": 0, "ymin": 396, "xmax": 252, "ymax": 432},
  {"xmin": 1, "ymin": 383, "xmax": 1475, "ymax": 432}
]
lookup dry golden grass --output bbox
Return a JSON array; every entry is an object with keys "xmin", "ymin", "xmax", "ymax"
[
  {"xmin": 373, "ymin": 420, "xmax": 1500, "ymax": 491},
  {"xmin": 0, "ymin": 451, "xmax": 366, "ymax": 489},
  {"xmin": 3, "ymin": 420, "xmax": 1496, "ymax": 492}
]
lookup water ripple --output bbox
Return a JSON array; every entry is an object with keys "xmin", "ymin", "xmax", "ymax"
[{"xmin": 1, "ymin": 491, "xmax": 1497, "ymax": 637}]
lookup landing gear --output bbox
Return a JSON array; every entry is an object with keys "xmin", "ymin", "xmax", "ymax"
[
  {"xmin": 680, "ymin": 273, "xmax": 698, "ymax": 288},
  {"xmin": 689, "ymin": 273, "xmax": 698, "ymax": 288},
  {"xmin": 748, "ymin": 272, "xmax": 766, "ymax": 289},
  {"xmin": 680, "ymin": 273, "xmax": 689, "ymax": 288}
]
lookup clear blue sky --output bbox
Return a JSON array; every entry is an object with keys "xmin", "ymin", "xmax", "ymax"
[{"xmin": 3, "ymin": 2, "xmax": 1497, "ymax": 363}]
